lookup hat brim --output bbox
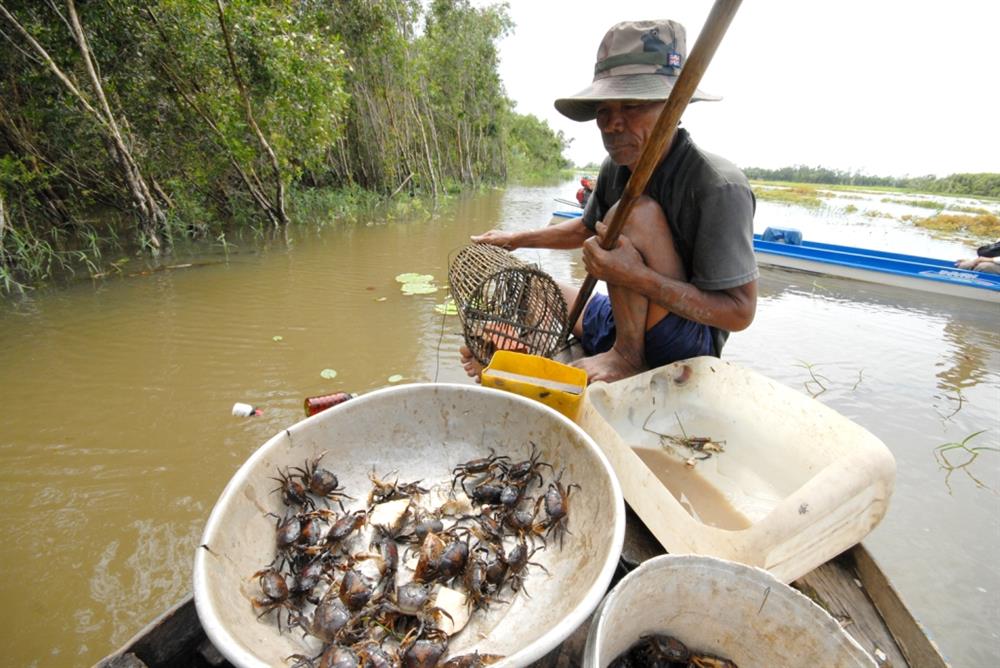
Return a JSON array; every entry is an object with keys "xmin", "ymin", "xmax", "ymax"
[{"xmin": 554, "ymin": 73, "xmax": 720, "ymax": 122}]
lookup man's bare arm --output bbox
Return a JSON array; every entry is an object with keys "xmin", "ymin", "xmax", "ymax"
[
  {"xmin": 471, "ymin": 217, "xmax": 592, "ymax": 251},
  {"xmin": 582, "ymin": 230, "xmax": 757, "ymax": 331},
  {"xmin": 642, "ymin": 274, "xmax": 757, "ymax": 331}
]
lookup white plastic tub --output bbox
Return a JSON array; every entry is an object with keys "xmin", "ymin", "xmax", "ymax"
[
  {"xmin": 584, "ymin": 554, "xmax": 875, "ymax": 667},
  {"xmin": 577, "ymin": 358, "xmax": 895, "ymax": 583}
]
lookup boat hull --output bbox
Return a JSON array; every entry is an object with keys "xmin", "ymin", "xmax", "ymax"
[{"xmin": 754, "ymin": 236, "xmax": 1000, "ymax": 303}]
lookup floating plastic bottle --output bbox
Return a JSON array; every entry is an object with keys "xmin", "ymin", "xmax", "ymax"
[{"xmin": 232, "ymin": 402, "xmax": 262, "ymax": 417}]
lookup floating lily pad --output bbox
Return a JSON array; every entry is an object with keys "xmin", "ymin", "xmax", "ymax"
[
  {"xmin": 320, "ymin": 368, "xmax": 338, "ymax": 379},
  {"xmin": 387, "ymin": 374, "xmax": 403, "ymax": 383},
  {"xmin": 434, "ymin": 299, "xmax": 458, "ymax": 315},
  {"xmin": 401, "ymin": 283, "xmax": 438, "ymax": 295},
  {"xmin": 272, "ymin": 335, "xmax": 283, "ymax": 342},
  {"xmin": 395, "ymin": 272, "xmax": 434, "ymax": 284}
]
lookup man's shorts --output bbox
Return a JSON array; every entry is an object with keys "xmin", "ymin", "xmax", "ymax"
[{"xmin": 580, "ymin": 293, "xmax": 713, "ymax": 368}]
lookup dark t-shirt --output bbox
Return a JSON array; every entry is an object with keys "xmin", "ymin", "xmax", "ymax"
[{"xmin": 580, "ymin": 128, "xmax": 758, "ymax": 353}]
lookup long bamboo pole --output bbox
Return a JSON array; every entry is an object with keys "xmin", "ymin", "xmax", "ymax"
[{"xmin": 564, "ymin": 0, "xmax": 743, "ymax": 333}]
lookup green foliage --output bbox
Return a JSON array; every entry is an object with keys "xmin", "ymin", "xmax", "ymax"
[
  {"xmin": 0, "ymin": 0, "xmax": 570, "ymax": 294},
  {"xmin": 505, "ymin": 112, "xmax": 572, "ymax": 181},
  {"xmin": 743, "ymin": 165, "xmax": 1000, "ymax": 199}
]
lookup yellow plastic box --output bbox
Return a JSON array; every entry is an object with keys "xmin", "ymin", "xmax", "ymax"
[{"xmin": 482, "ymin": 351, "xmax": 587, "ymax": 421}]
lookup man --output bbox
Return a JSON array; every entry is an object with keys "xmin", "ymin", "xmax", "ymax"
[
  {"xmin": 956, "ymin": 240, "xmax": 1000, "ymax": 274},
  {"xmin": 462, "ymin": 19, "xmax": 758, "ymax": 383}
]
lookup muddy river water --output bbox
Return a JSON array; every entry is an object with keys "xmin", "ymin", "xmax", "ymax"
[{"xmin": 1, "ymin": 180, "xmax": 997, "ymax": 666}]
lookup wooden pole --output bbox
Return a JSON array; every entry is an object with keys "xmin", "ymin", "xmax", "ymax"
[{"xmin": 564, "ymin": 0, "xmax": 743, "ymax": 334}]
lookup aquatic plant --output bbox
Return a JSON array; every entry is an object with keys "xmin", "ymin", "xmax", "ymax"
[
  {"xmin": 881, "ymin": 197, "xmax": 945, "ymax": 210},
  {"xmin": 751, "ymin": 184, "xmax": 824, "ymax": 208},
  {"xmin": 793, "ymin": 360, "xmax": 831, "ymax": 398},
  {"xmin": 933, "ymin": 430, "xmax": 999, "ymax": 494},
  {"xmin": 907, "ymin": 212, "xmax": 1000, "ymax": 239}
]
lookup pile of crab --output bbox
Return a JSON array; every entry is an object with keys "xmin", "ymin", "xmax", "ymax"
[
  {"xmin": 249, "ymin": 442, "xmax": 579, "ymax": 668},
  {"xmin": 609, "ymin": 634, "xmax": 738, "ymax": 668}
]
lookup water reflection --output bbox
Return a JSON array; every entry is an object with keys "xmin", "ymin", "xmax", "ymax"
[
  {"xmin": 756, "ymin": 265, "xmax": 1000, "ymax": 396},
  {"xmin": 936, "ymin": 317, "xmax": 1000, "ymax": 392}
]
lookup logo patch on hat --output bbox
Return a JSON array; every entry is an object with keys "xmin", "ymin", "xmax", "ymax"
[{"xmin": 668, "ymin": 50, "xmax": 682, "ymax": 68}]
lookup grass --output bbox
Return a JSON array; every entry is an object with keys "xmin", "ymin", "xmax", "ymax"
[
  {"xmin": 751, "ymin": 184, "xmax": 824, "ymax": 208},
  {"xmin": 882, "ymin": 197, "xmax": 945, "ymax": 210},
  {"xmin": 949, "ymin": 205, "xmax": 991, "ymax": 214},
  {"xmin": 903, "ymin": 212, "xmax": 1000, "ymax": 238},
  {"xmin": 751, "ymin": 179, "xmax": 1000, "ymax": 202},
  {"xmin": 750, "ymin": 179, "xmax": 910, "ymax": 195}
]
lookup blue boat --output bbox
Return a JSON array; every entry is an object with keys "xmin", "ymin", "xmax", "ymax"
[
  {"xmin": 754, "ymin": 228, "xmax": 1000, "ymax": 303},
  {"xmin": 550, "ymin": 209, "xmax": 1000, "ymax": 303}
]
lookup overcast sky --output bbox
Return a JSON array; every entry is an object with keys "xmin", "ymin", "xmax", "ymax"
[{"xmin": 493, "ymin": 0, "xmax": 1000, "ymax": 177}]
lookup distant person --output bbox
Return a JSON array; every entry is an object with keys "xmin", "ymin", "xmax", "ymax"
[
  {"xmin": 956, "ymin": 257, "xmax": 1000, "ymax": 274},
  {"xmin": 955, "ymin": 256, "xmax": 1000, "ymax": 274},
  {"xmin": 461, "ymin": 19, "xmax": 757, "ymax": 383},
  {"xmin": 576, "ymin": 176, "xmax": 595, "ymax": 207},
  {"xmin": 956, "ymin": 241, "xmax": 1000, "ymax": 274}
]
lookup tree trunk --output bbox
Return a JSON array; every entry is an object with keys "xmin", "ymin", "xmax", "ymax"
[
  {"xmin": 0, "ymin": 190, "xmax": 7, "ymax": 248},
  {"xmin": 407, "ymin": 95, "xmax": 437, "ymax": 198},
  {"xmin": 215, "ymin": 0, "xmax": 287, "ymax": 226},
  {"xmin": 0, "ymin": 2, "xmax": 167, "ymax": 249},
  {"xmin": 65, "ymin": 0, "xmax": 165, "ymax": 249},
  {"xmin": 143, "ymin": 5, "xmax": 280, "ymax": 226}
]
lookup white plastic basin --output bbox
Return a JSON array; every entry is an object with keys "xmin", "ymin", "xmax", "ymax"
[
  {"xmin": 193, "ymin": 383, "xmax": 624, "ymax": 668},
  {"xmin": 577, "ymin": 358, "xmax": 895, "ymax": 583}
]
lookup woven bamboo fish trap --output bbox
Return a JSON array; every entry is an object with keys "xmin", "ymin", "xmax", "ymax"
[{"xmin": 449, "ymin": 244, "xmax": 569, "ymax": 365}]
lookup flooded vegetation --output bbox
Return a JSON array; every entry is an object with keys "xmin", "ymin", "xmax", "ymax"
[
  {"xmin": 750, "ymin": 184, "xmax": 824, "ymax": 208},
  {"xmin": 751, "ymin": 180, "xmax": 1000, "ymax": 245},
  {"xmin": 906, "ymin": 211, "xmax": 1000, "ymax": 238}
]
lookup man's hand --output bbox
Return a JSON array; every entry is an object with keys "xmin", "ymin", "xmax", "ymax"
[
  {"xmin": 471, "ymin": 229, "xmax": 519, "ymax": 250},
  {"xmin": 582, "ymin": 221, "xmax": 646, "ymax": 286}
]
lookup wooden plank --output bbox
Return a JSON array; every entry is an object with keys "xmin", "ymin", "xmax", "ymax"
[
  {"xmin": 794, "ymin": 548, "xmax": 907, "ymax": 667},
  {"xmin": 851, "ymin": 545, "xmax": 950, "ymax": 668}
]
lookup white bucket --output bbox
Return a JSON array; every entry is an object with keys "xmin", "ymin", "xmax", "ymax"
[{"xmin": 583, "ymin": 554, "xmax": 875, "ymax": 668}]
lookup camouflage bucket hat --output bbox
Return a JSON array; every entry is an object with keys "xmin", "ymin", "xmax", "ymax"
[{"xmin": 554, "ymin": 19, "xmax": 720, "ymax": 122}]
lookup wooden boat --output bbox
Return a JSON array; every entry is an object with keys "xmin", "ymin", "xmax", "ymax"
[
  {"xmin": 95, "ymin": 535, "xmax": 948, "ymax": 667},
  {"xmin": 549, "ymin": 209, "xmax": 1000, "ymax": 303}
]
